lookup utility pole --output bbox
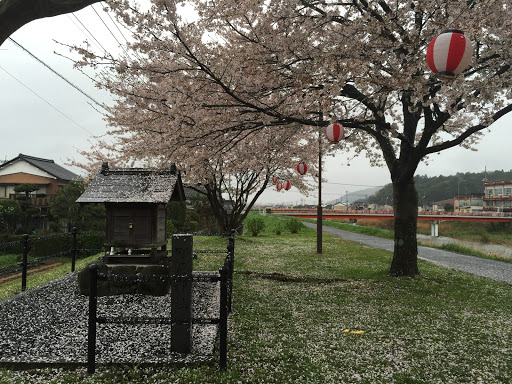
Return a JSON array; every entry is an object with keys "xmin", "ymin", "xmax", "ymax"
[{"xmin": 317, "ymin": 117, "xmax": 323, "ymax": 254}]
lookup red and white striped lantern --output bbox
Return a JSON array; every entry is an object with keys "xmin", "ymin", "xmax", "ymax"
[
  {"xmin": 276, "ymin": 183, "xmax": 283, "ymax": 191},
  {"xmin": 284, "ymin": 181, "xmax": 291, "ymax": 191},
  {"xmin": 426, "ymin": 29, "xmax": 472, "ymax": 79},
  {"xmin": 272, "ymin": 176, "xmax": 278, "ymax": 183},
  {"xmin": 297, "ymin": 162, "xmax": 307, "ymax": 175},
  {"xmin": 325, "ymin": 123, "xmax": 345, "ymax": 143}
]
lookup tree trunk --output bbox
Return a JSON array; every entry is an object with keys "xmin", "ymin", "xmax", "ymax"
[{"xmin": 389, "ymin": 179, "xmax": 420, "ymax": 277}]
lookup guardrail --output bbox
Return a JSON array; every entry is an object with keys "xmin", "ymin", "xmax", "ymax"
[{"xmin": 270, "ymin": 208, "xmax": 512, "ymax": 218}]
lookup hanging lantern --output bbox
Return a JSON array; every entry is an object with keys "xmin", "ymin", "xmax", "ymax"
[
  {"xmin": 325, "ymin": 123, "xmax": 345, "ymax": 143},
  {"xmin": 297, "ymin": 162, "xmax": 307, "ymax": 175},
  {"xmin": 272, "ymin": 176, "xmax": 278, "ymax": 183},
  {"xmin": 284, "ymin": 181, "xmax": 291, "ymax": 191},
  {"xmin": 426, "ymin": 29, "xmax": 472, "ymax": 79},
  {"xmin": 276, "ymin": 183, "xmax": 283, "ymax": 191}
]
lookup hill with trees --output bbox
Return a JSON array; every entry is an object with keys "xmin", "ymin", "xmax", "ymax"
[{"xmin": 369, "ymin": 169, "xmax": 512, "ymax": 207}]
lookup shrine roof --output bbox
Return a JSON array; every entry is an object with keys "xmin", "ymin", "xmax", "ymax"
[{"xmin": 76, "ymin": 164, "xmax": 184, "ymax": 204}]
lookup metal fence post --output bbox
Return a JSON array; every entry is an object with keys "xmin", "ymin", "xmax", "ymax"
[
  {"xmin": 219, "ymin": 264, "xmax": 228, "ymax": 370},
  {"xmin": 87, "ymin": 263, "xmax": 98, "ymax": 374},
  {"xmin": 71, "ymin": 227, "xmax": 78, "ymax": 272},
  {"xmin": 21, "ymin": 234, "xmax": 29, "ymax": 292},
  {"xmin": 227, "ymin": 233, "xmax": 235, "ymax": 313}
]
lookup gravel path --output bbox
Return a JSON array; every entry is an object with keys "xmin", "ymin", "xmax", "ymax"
[
  {"xmin": 305, "ymin": 222, "xmax": 512, "ymax": 284},
  {"xmin": 0, "ymin": 272, "xmax": 220, "ymax": 367}
]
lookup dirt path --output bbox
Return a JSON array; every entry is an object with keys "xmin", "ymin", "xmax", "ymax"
[{"xmin": 0, "ymin": 261, "xmax": 65, "ymax": 287}]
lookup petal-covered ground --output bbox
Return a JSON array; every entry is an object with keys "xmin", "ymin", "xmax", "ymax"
[{"xmin": 0, "ymin": 272, "xmax": 219, "ymax": 366}]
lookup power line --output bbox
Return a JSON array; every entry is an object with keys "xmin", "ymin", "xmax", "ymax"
[
  {"xmin": 8, "ymin": 37, "xmax": 108, "ymax": 112},
  {"xmin": 0, "ymin": 64, "xmax": 98, "ymax": 137},
  {"xmin": 66, "ymin": 14, "xmax": 105, "ymax": 53},
  {"xmin": 91, "ymin": 4, "xmax": 130, "ymax": 58},
  {"xmin": 71, "ymin": 13, "xmax": 111, "ymax": 56},
  {"xmin": 102, "ymin": 2, "xmax": 130, "ymax": 44}
]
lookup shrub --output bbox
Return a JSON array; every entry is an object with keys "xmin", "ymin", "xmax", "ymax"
[
  {"xmin": 246, "ymin": 217, "xmax": 265, "ymax": 236},
  {"xmin": 286, "ymin": 218, "xmax": 304, "ymax": 234},
  {"xmin": 167, "ymin": 220, "xmax": 177, "ymax": 236},
  {"xmin": 77, "ymin": 233, "xmax": 105, "ymax": 252},
  {"xmin": 275, "ymin": 223, "xmax": 283, "ymax": 235}
]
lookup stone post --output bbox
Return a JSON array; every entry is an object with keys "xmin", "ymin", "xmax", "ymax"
[{"xmin": 171, "ymin": 234, "xmax": 193, "ymax": 353}]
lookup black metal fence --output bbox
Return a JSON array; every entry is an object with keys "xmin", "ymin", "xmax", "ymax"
[
  {"xmin": 87, "ymin": 234, "xmax": 235, "ymax": 373},
  {"xmin": 0, "ymin": 228, "xmax": 104, "ymax": 291}
]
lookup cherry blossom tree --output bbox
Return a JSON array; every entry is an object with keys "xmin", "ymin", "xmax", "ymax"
[
  {"xmin": 72, "ymin": 0, "xmax": 511, "ymax": 276},
  {"xmin": 0, "ymin": 0, "xmax": 102, "ymax": 46},
  {"xmin": 74, "ymin": 126, "xmax": 318, "ymax": 233}
]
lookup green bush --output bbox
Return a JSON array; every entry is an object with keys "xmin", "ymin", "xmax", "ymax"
[
  {"xmin": 286, "ymin": 218, "xmax": 304, "ymax": 234},
  {"xmin": 246, "ymin": 217, "xmax": 265, "ymax": 236},
  {"xmin": 274, "ymin": 222, "xmax": 283, "ymax": 235},
  {"xmin": 77, "ymin": 233, "xmax": 105, "ymax": 252},
  {"xmin": 167, "ymin": 220, "xmax": 177, "ymax": 236},
  {"xmin": 0, "ymin": 200, "xmax": 22, "ymax": 234},
  {"xmin": 28, "ymin": 235, "xmax": 73, "ymax": 258},
  {"xmin": 167, "ymin": 201, "xmax": 186, "ymax": 231}
]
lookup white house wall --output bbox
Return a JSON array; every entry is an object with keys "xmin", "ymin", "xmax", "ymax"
[{"xmin": 0, "ymin": 159, "xmax": 56, "ymax": 179}]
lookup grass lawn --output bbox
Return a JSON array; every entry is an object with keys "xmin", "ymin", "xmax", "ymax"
[
  {"xmin": 1, "ymin": 216, "xmax": 511, "ymax": 383},
  {"xmin": 0, "ymin": 255, "xmax": 100, "ymax": 301}
]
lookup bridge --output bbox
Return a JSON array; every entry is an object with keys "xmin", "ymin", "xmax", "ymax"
[{"xmin": 269, "ymin": 209, "xmax": 512, "ymax": 236}]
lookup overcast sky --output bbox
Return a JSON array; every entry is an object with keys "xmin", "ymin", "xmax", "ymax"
[{"xmin": 1, "ymin": 3, "xmax": 510, "ymax": 205}]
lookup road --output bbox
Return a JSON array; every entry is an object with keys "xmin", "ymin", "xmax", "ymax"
[{"xmin": 303, "ymin": 222, "xmax": 512, "ymax": 285}]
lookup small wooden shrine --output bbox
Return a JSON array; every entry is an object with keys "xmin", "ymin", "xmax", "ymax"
[{"xmin": 77, "ymin": 163, "xmax": 185, "ymax": 264}]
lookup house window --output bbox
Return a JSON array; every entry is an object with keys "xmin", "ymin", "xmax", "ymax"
[
  {"xmin": 504, "ymin": 201, "xmax": 511, "ymax": 207},
  {"xmin": 495, "ymin": 188, "xmax": 502, "ymax": 196},
  {"xmin": 6, "ymin": 186, "xmax": 16, "ymax": 197},
  {"xmin": 487, "ymin": 189, "xmax": 493, "ymax": 197},
  {"xmin": 0, "ymin": 186, "xmax": 5, "ymax": 198},
  {"xmin": 505, "ymin": 188, "xmax": 512, "ymax": 196},
  {"xmin": 471, "ymin": 198, "xmax": 483, "ymax": 206}
]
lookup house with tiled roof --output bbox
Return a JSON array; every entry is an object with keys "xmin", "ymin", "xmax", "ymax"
[
  {"xmin": 0, "ymin": 154, "xmax": 80, "ymax": 230},
  {"xmin": 0, "ymin": 153, "xmax": 79, "ymax": 199}
]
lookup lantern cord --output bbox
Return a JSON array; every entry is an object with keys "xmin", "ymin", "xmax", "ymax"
[{"xmin": 445, "ymin": 0, "xmax": 477, "ymax": 30}]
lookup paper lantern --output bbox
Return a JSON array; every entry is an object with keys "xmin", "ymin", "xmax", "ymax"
[
  {"xmin": 276, "ymin": 183, "xmax": 283, "ymax": 191},
  {"xmin": 284, "ymin": 181, "xmax": 291, "ymax": 191},
  {"xmin": 426, "ymin": 29, "xmax": 472, "ymax": 79},
  {"xmin": 272, "ymin": 176, "xmax": 278, "ymax": 183},
  {"xmin": 297, "ymin": 162, "xmax": 307, "ymax": 175},
  {"xmin": 325, "ymin": 123, "xmax": 344, "ymax": 143}
]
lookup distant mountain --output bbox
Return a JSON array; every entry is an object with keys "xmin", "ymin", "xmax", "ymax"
[
  {"xmin": 326, "ymin": 186, "xmax": 382, "ymax": 206},
  {"xmin": 368, "ymin": 169, "xmax": 512, "ymax": 206}
]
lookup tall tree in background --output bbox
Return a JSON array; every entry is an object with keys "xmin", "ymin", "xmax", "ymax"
[
  {"xmin": 72, "ymin": 0, "xmax": 511, "ymax": 276},
  {"xmin": 50, "ymin": 180, "xmax": 105, "ymax": 231}
]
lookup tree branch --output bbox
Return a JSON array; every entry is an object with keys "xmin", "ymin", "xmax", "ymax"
[{"xmin": 425, "ymin": 104, "xmax": 512, "ymax": 155}]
